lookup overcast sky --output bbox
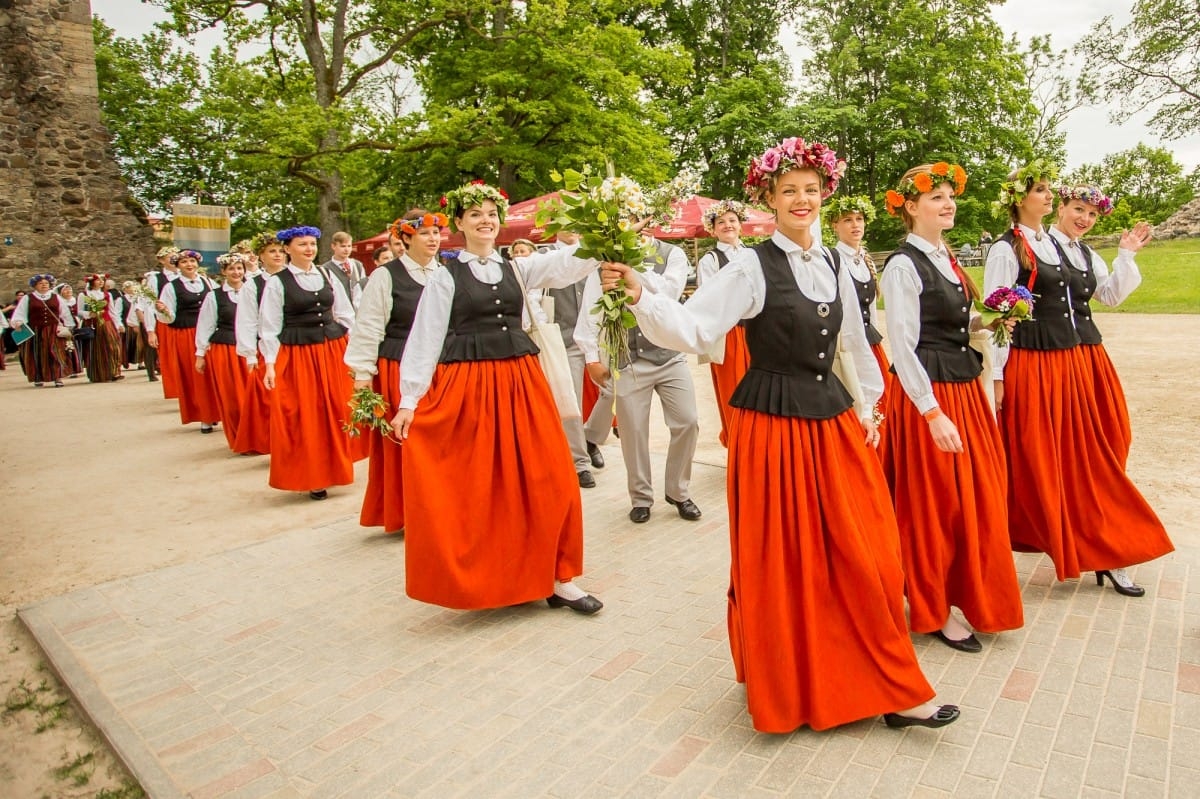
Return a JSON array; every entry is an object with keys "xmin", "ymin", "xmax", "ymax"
[{"xmin": 91, "ymin": 0, "xmax": 1199, "ymax": 172}]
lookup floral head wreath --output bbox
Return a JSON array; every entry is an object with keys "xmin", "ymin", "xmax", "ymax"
[
  {"xmin": 743, "ymin": 137, "xmax": 847, "ymax": 203},
  {"xmin": 216, "ymin": 252, "xmax": 250, "ymax": 268},
  {"xmin": 1057, "ymin": 184, "xmax": 1114, "ymax": 216},
  {"xmin": 441, "ymin": 180, "xmax": 510, "ymax": 231},
  {"xmin": 156, "ymin": 246, "xmax": 180, "ymax": 259},
  {"xmin": 86, "ymin": 272, "xmax": 110, "ymax": 285},
  {"xmin": 824, "ymin": 194, "xmax": 877, "ymax": 224},
  {"xmin": 884, "ymin": 163, "xmax": 968, "ymax": 216},
  {"xmin": 28, "ymin": 273, "xmax": 55, "ymax": 288},
  {"xmin": 702, "ymin": 199, "xmax": 750, "ymax": 233},
  {"xmin": 995, "ymin": 158, "xmax": 1059, "ymax": 211},
  {"xmin": 275, "ymin": 226, "xmax": 321, "ymax": 244},
  {"xmin": 250, "ymin": 231, "xmax": 280, "ymax": 254},
  {"xmin": 391, "ymin": 212, "xmax": 449, "ymax": 239},
  {"xmin": 170, "ymin": 249, "xmax": 202, "ymax": 264}
]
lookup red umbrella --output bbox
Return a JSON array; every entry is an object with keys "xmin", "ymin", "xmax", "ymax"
[{"xmin": 643, "ymin": 196, "xmax": 776, "ymax": 239}]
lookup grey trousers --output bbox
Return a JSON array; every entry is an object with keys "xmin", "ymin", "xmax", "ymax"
[
  {"xmin": 591, "ymin": 355, "xmax": 698, "ymax": 508},
  {"xmin": 562, "ymin": 345, "xmax": 603, "ymax": 472}
]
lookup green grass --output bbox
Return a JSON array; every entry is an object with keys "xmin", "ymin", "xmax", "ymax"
[{"xmin": 959, "ymin": 236, "xmax": 1200, "ymax": 315}]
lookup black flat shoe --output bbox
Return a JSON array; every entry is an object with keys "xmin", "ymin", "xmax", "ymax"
[
  {"xmin": 309, "ymin": 489, "xmax": 328, "ymax": 501},
  {"xmin": 546, "ymin": 593, "xmax": 603, "ymax": 614},
  {"xmin": 1096, "ymin": 570, "xmax": 1146, "ymax": 597},
  {"xmin": 629, "ymin": 507, "xmax": 651, "ymax": 523},
  {"xmin": 587, "ymin": 442, "xmax": 605, "ymax": 469},
  {"xmin": 200, "ymin": 424, "xmax": 214, "ymax": 434},
  {"xmin": 884, "ymin": 705, "xmax": 960, "ymax": 729},
  {"xmin": 666, "ymin": 496, "xmax": 702, "ymax": 521},
  {"xmin": 577, "ymin": 470, "xmax": 596, "ymax": 488},
  {"xmin": 931, "ymin": 630, "xmax": 982, "ymax": 653}
]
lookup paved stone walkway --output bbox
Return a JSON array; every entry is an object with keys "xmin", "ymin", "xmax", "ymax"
[{"xmin": 20, "ymin": 434, "xmax": 1198, "ymax": 798}]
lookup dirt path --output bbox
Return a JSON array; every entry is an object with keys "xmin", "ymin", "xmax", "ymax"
[{"xmin": 1, "ymin": 313, "xmax": 1197, "ymax": 796}]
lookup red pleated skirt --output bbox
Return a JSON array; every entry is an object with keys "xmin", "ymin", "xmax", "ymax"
[
  {"xmin": 156, "ymin": 325, "xmax": 182, "ymax": 399},
  {"xmin": 726, "ymin": 406, "xmax": 934, "ymax": 732},
  {"xmin": 1078, "ymin": 343, "xmax": 1132, "ymax": 466},
  {"xmin": 267, "ymin": 337, "xmax": 358, "ymax": 491},
  {"xmin": 85, "ymin": 319, "xmax": 123, "ymax": 383},
  {"xmin": 204, "ymin": 343, "xmax": 249, "ymax": 450},
  {"xmin": 880, "ymin": 380, "xmax": 1024, "ymax": 634},
  {"xmin": 359, "ymin": 359, "xmax": 405, "ymax": 533},
  {"xmin": 870, "ymin": 341, "xmax": 893, "ymax": 412},
  {"xmin": 402, "ymin": 356, "xmax": 584, "ymax": 610},
  {"xmin": 1000, "ymin": 347, "xmax": 1173, "ymax": 578},
  {"xmin": 709, "ymin": 325, "xmax": 751, "ymax": 448},
  {"xmin": 233, "ymin": 361, "xmax": 271, "ymax": 455},
  {"xmin": 581, "ymin": 370, "xmax": 600, "ymax": 419},
  {"xmin": 159, "ymin": 325, "xmax": 220, "ymax": 424}
]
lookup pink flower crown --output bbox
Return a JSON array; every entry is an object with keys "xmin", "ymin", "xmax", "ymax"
[
  {"xmin": 743, "ymin": 138, "xmax": 847, "ymax": 203},
  {"xmin": 1057, "ymin": 185, "xmax": 1114, "ymax": 216}
]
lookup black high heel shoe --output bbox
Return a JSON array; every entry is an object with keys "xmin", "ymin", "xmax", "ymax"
[
  {"xmin": 1096, "ymin": 570, "xmax": 1145, "ymax": 597},
  {"xmin": 884, "ymin": 705, "xmax": 960, "ymax": 729}
]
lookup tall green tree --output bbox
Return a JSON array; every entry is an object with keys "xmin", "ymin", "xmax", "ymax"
[
  {"xmin": 407, "ymin": 1, "xmax": 688, "ymax": 201},
  {"xmin": 1077, "ymin": 1, "xmax": 1200, "ymax": 140},
  {"xmin": 1066, "ymin": 143, "xmax": 1196, "ymax": 233},
  {"xmin": 624, "ymin": 0, "xmax": 800, "ymax": 198},
  {"xmin": 795, "ymin": 0, "xmax": 1038, "ymax": 247}
]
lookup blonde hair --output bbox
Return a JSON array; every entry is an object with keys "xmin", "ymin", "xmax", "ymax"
[
  {"xmin": 893, "ymin": 163, "xmax": 980, "ymax": 300},
  {"xmin": 330, "ymin": 231, "xmax": 353, "ymax": 245}
]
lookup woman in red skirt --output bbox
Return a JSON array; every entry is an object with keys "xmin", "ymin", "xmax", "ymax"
[
  {"xmin": 1049, "ymin": 185, "xmax": 1149, "ymax": 466},
  {"xmin": 195, "ymin": 253, "xmax": 251, "ymax": 450},
  {"xmin": 696, "ymin": 200, "xmax": 751, "ymax": 448},
  {"xmin": 259, "ymin": 226, "xmax": 360, "ymax": 499},
  {"xmin": 232, "ymin": 232, "xmax": 288, "ymax": 455},
  {"xmin": 827, "ymin": 195, "xmax": 892, "ymax": 411},
  {"xmin": 878, "ymin": 164, "xmax": 1024, "ymax": 654},
  {"xmin": 393, "ymin": 181, "xmax": 603, "ymax": 614},
  {"xmin": 79, "ymin": 273, "xmax": 125, "ymax": 383},
  {"xmin": 156, "ymin": 250, "xmax": 222, "ymax": 433},
  {"xmin": 601, "ymin": 140, "xmax": 958, "ymax": 733},
  {"xmin": 344, "ymin": 211, "xmax": 447, "ymax": 534},
  {"xmin": 986, "ymin": 160, "xmax": 1173, "ymax": 597}
]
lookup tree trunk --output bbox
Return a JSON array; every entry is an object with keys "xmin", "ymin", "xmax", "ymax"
[{"xmin": 316, "ymin": 128, "xmax": 345, "ymax": 260}]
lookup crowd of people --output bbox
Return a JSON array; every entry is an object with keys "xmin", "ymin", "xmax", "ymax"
[{"xmin": 1, "ymin": 143, "xmax": 1172, "ymax": 736}]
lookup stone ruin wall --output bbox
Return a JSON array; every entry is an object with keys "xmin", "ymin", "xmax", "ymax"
[{"xmin": 0, "ymin": 0, "xmax": 157, "ymax": 298}]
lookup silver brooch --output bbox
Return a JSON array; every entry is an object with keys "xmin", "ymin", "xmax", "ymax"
[
  {"xmin": 801, "ymin": 251, "xmax": 812, "ymax": 262},
  {"xmin": 817, "ymin": 302, "xmax": 830, "ymax": 318}
]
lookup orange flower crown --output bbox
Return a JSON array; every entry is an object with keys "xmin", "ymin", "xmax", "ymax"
[
  {"xmin": 885, "ymin": 162, "xmax": 968, "ymax": 216},
  {"xmin": 390, "ymin": 212, "xmax": 449, "ymax": 239}
]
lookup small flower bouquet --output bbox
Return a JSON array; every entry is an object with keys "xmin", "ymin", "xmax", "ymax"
[
  {"xmin": 342, "ymin": 386, "xmax": 399, "ymax": 443},
  {"xmin": 139, "ymin": 284, "xmax": 161, "ymax": 303},
  {"xmin": 645, "ymin": 167, "xmax": 703, "ymax": 230},
  {"xmin": 974, "ymin": 286, "xmax": 1035, "ymax": 346},
  {"xmin": 535, "ymin": 165, "xmax": 699, "ymax": 376},
  {"xmin": 82, "ymin": 295, "xmax": 108, "ymax": 319}
]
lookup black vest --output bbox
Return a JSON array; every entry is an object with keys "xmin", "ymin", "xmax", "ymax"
[
  {"xmin": 153, "ymin": 271, "xmax": 176, "ymax": 297},
  {"xmin": 170, "ymin": 280, "xmax": 209, "ymax": 329},
  {"xmin": 887, "ymin": 243, "xmax": 982, "ymax": 383},
  {"xmin": 324, "ymin": 260, "xmax": 354, "ymax": 298},
  {"xmin": 250, "ymin": 273, "xmax": 268, "ymax": 307},
  {"xmin": 378, "ymin": 262, "xmax": 427, "ymax": 362},
  {"xmin": 276, "ymin": 269, "xmax": 346, "ymax": 345},
  {"xmin": 729, "ymin": 241, "xmax": 854, "ymax": 419},
  {"xmin": 624, "ymin": 240, "xmax": 683, "ymax": 367},
  {"xmin": 439, "ymin": 259, "xmax": 539, "ymax": 363},
  {"xmin": 210, "ymin": 287, "xmax": 238, "ymax": 346},
  {"xmin": 1064, "ymin": 239, "xmax": 1102, "ymax": 345},
  {"xmin": 700, "ymin": 246, "xmax": 747, "ymax": 329},
  {"xmin": 999, "ymin": 230, "xmax": 1080, "ymax": 351},
  {"xmin": 840, "ymin": 249, "xmax": 883, "ymax": 346}
]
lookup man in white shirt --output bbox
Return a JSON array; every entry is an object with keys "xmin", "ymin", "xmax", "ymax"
[{"xmin": 576, "ymin": 234, "xmax": 701, "ymax": 523}]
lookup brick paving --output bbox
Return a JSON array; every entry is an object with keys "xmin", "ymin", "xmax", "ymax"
[{"xmin": 20, "ymin": 351, "xmax": 1200, "ymax": 798}]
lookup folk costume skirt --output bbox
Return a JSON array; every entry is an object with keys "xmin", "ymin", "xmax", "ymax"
[
  {"xmin": 709, "ymin": 325, "xmax": 751, "ymax": 448},
  {"xmin": 158, "ymin": 325, "xmax": 220, "ymax": 424},
  {"xmin": 233, "ymin": 361, "xmax": 271, "ymax": 455},
  {"xmin": 156, "ymin": 324, "xmax": 182, "ymax": 399},
  {"xmin": 268, "ymin": 337, "xmax": 358, "ymax": 491},
  {"xmin": 402, "ymin": 355, "xmax": 584, "ymax": 610},
  {"xmin": 18, "ymin": 326, "xmax": 69, "ymax": 383},
  {"xmin": 870, "ymin": 342, "xmax": 894, "ymax": 416},
  {"xmin": 1078, "ymin": 343, "xmax": 1133, "ymax": 466},
  {"xmin": 880, "ymin": 379, "xmax": 1024, "ymax": 635},
  {"xmin": 204, "ymin": 343, "xmax": 249, "ymax": 451},
  {"xmin": 359, "ymin": 358, "xmax": 405, "ymax": 533},
  {"xmin": 85, "ymin": 319, "xmax": 123, "ymax": 383},
  {"xmin": 1000, "ymin": 347, "xmax": 1173, "ymax": 579},
  {"xmin": 726, "ymin": 406, "xmax": 934, "ymax": 733}
]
